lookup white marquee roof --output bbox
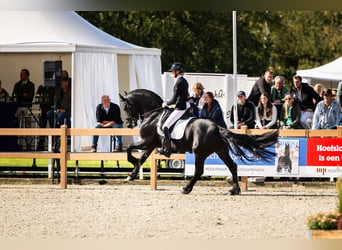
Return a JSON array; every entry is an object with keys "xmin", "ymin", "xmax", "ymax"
[
  {"xmin": 296, "ymin": 56, "xmax": 342, "ymax": 82},
  {"xmin": 0, "ymin": 11, "xmax": 160, "ymax": 55}
]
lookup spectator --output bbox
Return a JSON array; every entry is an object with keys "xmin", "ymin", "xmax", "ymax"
[
  {"xmin": 35, "ymin": 84, "xmax": 55, "ymax": 150},
  {"xmin": 247, "ymin": 70, "xmax": 273, "ymax": 106},
  {"xmin": 91, "ymin": 95, "xmax": 124, "ymax": 152},
  {"xmin": 313, "ymin": 83, "xmax": 325, "ymax": 99},
  {"xmin": 337, "ymin": 81, "xmax": 342, "ymax": 125},
  {"xmin": 290, "ymin": 75, "xmax": 322, "ymax": 129},
  {"xmin": 279, "ymin": 93, "xmax": 303, "ymax": 129},
  {"xmin": 0, "ymin": 80, "xmax": 9, "ymax": 102},
  {"xmin": 11, "ymin": 68, "xmax": 35, "ymax": 124},
  {"xmin": 11, "ymin": 69, "xmax": 35, "ymax": 150},
  {"xmin": 271, "ymin": 75, "xmax": 288, "ymax": 121},
  {"xmin": 46, "ymin": 73, "xmax": 71, "ymax": 128},
  {"xmin": 190, "ymin": 82, "xmax": 205, "ymax": 117},
  {"xmin": 255, "ymin": 92, "xmax": 278, "ymax": 129},
  {"xmin": 229, "ymin": 90, "xmax": 255, "ymax": 129},
  {"xmin": 199, "ymin": 91, "xmax": 227, "ymax": 128},
  {"xmin": 271, "ymin": 76, "xmax": 288, "ymax": 104},
  {"xmin": 312, "ymin": 89, "xmax": 340, "ymax": 130},
  {"xmin": 332, "ymin": 88, "xmax": 337, "ymax": 100}
]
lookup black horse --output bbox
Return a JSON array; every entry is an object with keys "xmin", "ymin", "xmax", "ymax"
[{"xmin": 119, "ymin": 89, "xmax": 278, "ymax": 195}]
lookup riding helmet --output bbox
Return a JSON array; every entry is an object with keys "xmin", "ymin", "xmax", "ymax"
[{"xmin": 168, "ymin": 62, "xmax": 185, "ymax": 72}]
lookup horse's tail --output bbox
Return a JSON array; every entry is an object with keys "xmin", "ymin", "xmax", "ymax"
[{"xmin": 219, "ymin": 127, "xmax": 279, "ymax": 162}]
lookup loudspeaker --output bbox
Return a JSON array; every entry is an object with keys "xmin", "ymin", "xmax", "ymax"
[{"xmin": 43, "ymin": 60, "xmax": 62, "ymax": 87}]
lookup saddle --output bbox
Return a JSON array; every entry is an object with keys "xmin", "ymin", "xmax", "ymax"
[{"xmin": 157, "ymin": 108, "xmax": 195, "ymax": 140}]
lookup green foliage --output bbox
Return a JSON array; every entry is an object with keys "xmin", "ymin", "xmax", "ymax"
[
  {"xmin": 77, "ymin": 11, "xmax": 342, "ymax": 83},
  {"xmin": 307, "ymin": 210, "xmax": 340, "ymax": 230}
]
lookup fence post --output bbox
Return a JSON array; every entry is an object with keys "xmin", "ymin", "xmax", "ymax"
[
  {"xmin": 337, "ymin": 126, "xmax": 342, "ymax": 138},
  {"xmin": 240, "ymin": 125, "xmax": 248, "ymax": 191},
  {"xmin": 150, "ymin": 149, "xmax": 157, "ymax": 190},
  {"xmin": 60, "ymin": 125, "xmax": 68, "ymax": 189}
]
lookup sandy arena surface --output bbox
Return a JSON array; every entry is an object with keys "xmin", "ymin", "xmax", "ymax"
[{"xmin": 0, "ymin": 182, "xmax": 338, "ymax": 239}]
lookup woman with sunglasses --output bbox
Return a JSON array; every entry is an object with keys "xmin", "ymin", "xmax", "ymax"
[{"xmin": 279, "ymin": 93, "xmax": 303, "ymax": 129}]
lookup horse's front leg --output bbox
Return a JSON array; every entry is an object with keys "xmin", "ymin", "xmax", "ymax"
[{"xmin": 126, "ymin": 141, "xmax": 152, "ymax": 181}]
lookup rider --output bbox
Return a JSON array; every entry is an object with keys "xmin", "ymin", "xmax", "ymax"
[{"xmin": 158, "ymin": 62, "xmax": 190, "ymax": 157}]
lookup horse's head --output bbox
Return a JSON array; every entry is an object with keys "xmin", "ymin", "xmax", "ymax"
[
  {"xmin": 119, "ymin": 92, "xmax": 139, "ymax": 128},
  {"xmin": 119, "ymin": 89, "xmax": 164, "ymax": 128}
]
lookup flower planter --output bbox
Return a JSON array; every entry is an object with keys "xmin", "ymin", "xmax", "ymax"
[{"xmin": 308, "ymin": 230, "xmax": 342, "ymax": 239}]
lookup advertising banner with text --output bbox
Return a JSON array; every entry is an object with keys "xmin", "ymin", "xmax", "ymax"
[{"xmin": 184, "ymin": 137, "xmax": 342, "ymax": 178}]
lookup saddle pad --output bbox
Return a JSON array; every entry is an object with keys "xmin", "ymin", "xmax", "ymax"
[{"xmin": 157, "ymin": 117, "xmax": 195, "ymax": 140}]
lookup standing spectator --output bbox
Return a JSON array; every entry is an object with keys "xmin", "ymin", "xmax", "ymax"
[
  {"xmin": 290, "ymin": 75, "xmax": 322, "ymax": 129},
  {"xmin": 0, "ymin": 80, "xmax": 9, "ymax": 101},
  {"xmin": 229, "ymin": 90, "xmax": 255, "ymax": 129},
  {"xmin": 271, "ymin": 75, "xmax": 288, "ymax": 120},
  {"xmin": 199, "ymin": 91, "xmax": 227, "ymax": 128},
  {"xmin": 247, "ymin": 70, "xmax": 273, "ymax": 106},
  {"xmin": 279, "ymin": 93, "xmax": 303, "ymax": 129},
  {"xmin": 255, "ymin": 92, "xmax": 278, "ymax": 129},
  {"xmin": 11, "ymin": 69, "xmax": 35, "ymax": 150},
  {"xmin": 312, "ymin": 89, "xmax": 340, "ymax": 130},
  {"xmin": 91, "ymin": 95, "xmax": 123, "ymax": 152},
  {"xmin": 12, "ymin": 68, "xmax": 35, "ymax": 123},
  {"xmin": 190, "ymin": 82, "xmax": 205, "ymax": 117}
]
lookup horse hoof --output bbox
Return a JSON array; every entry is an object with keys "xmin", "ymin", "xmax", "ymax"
[
  {"xmin": 126, "ymin": 176, "xmax": 134, "ymax": 182},
  {"xmin": 229, "ymin": 187, "xmax": 241, "ymax": 195},
  {"xmin": 181, "ymin": 187, "xmax": 193, "ymax": 194}
]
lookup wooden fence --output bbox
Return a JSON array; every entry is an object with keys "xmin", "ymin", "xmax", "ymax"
[{"xmin": 0, "ymin": 126, "xmax": 341, "ymax": 190}]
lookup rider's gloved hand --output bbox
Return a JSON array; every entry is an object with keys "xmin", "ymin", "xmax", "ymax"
[{"xmin": 162, "ymin": 102, "xmax": 168, "ymax": 108}]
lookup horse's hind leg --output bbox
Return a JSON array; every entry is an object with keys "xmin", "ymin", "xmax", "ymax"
[
  {"xmin": 217, "ymin": 150, "xmax": 241, "ymax": 195},
  {"xmin": 182, "ymin": 155, "xmax": 205, "ymax": 194}
]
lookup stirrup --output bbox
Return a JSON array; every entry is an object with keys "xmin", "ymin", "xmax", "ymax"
[{"xmin": 157, "ymin": 148, "xmax": 171, "ymax": 157}]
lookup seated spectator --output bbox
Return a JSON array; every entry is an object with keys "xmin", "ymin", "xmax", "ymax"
[
  {"xmin": 255, "ymin": 92, "xmax": 278, "ymax": 129},
  {"xmin": 271, "ymin": 76, "xmax": 288, "ymax": 104},
  {"xmin": 313, "ymin": 83, "xmax": 325, "ymax": 99},
  {"xmin": 271, "ymin": 75, "xmax": 288, "ymax": 121},
  {"xmin": 337, "ymin": 81, "xmax": 342, "ymax": 125},
  {"xmin": 290, "ymin": 75, "xmax": 322, "ymax": 129},
  {"xmin": 190, "ymin": 82, "xmax": 205, "ymax": 117},
  {"xmin": 229, "ymin": 90, "xmax": 255, "ymax": 129},
  {"xmin": 0, "ymin": 80, "xmax": 9, "ymax": 101},
  {"xmin": 92, "ymin": 95, "xmax": 124, "ymax": 152},
  {"xmin": 46, "ymin": 74, "xmax": 71, "ymax": 128},
  {"xmin": 312, "ymin": 89, "xmax": 340, "ymax": 129},
  {"xmin": 279, "ymin": 93, "xmax": 303, "ymax": 129},
  {"xmin": 199, "ymin": 91, "xmax": 227, "ymax": 128}
]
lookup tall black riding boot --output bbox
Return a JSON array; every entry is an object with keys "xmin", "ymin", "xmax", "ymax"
[{"xmin": 158, "ymin": 127, "xmax": 171, "ymax": 157}]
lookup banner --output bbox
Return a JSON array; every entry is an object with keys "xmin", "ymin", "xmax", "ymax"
[{"xmin": 184, "ymin": 137, "xmax": 342, "ymax": 178}]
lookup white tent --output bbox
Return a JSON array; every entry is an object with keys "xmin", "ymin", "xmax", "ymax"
[
  {"xmin": 296, "ymin": 56, "xmax": 342, "ymax": 88},
  {"xmin": 0, "ymin": 11, "xmax": 162, "ymax": 152}
]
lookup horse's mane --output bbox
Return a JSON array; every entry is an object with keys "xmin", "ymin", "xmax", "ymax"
[{"xmin": 126, "ymin": 89, "xmax": 163, "ymax": 114}]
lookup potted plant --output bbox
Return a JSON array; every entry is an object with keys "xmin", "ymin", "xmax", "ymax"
[{"xmin": 307, "ymin": 177, "xmax": 342, "ymax": 239}]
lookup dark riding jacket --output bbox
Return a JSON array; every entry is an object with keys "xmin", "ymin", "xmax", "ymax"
[{"xmin": 166, "ymin": 76, "xmax": 189, "ymax": 110}]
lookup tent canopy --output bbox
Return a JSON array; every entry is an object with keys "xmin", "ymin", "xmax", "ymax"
[
  {"xmin": 0, "ymin": 11, "xmax": 162, "ymax": 152},
  {"xmin": 0, "ymin": 11, "xmax": 160, "ymax": 55},
  {"xmin": 296, "ymin": 56, "xmax": 342, "ymax": 84}
]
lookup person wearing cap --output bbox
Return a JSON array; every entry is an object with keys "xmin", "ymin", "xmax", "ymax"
[
  {"xmin": 229, "ymin": 90, "xmax": 256, "ymax": 129},
  {"xmin": 158, "ymin": 62, "xmax": 190, "ymax": 157},
  {"xmin": 312, "ymin": 88, "xmax": 340, "ymax": 129},
  {"xmin": 190, "ymin": 82, "xmax": 205, "ymax": 117},
  {"xmin": 290, "ymin": 75, "xmax": 322, "ymax": 129},
  {"xmin": 247, "ymin": 70, "xmax": 273, "ymax": 106}
]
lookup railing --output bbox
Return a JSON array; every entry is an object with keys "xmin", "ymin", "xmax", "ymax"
[{"xmin": 0, "ymin": 126, "xmax": 341, "ymax": 190}]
